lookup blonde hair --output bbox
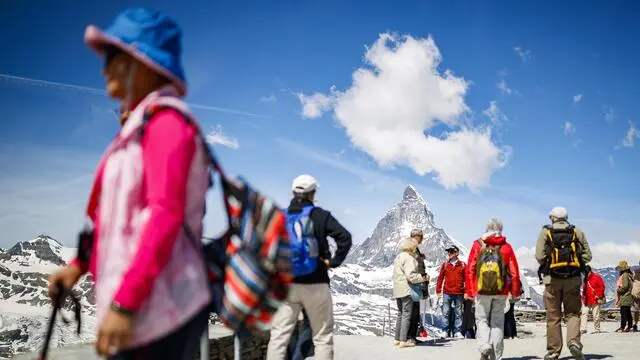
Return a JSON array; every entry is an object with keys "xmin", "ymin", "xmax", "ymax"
[{"xmin": 399, "ymin": 238, "xmax": 418, "ymax": 253}]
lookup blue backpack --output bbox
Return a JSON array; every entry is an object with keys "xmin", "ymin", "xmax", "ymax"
[{"xmin": 285, "ymin": 205, "xmax": 320, "ymax": 277}]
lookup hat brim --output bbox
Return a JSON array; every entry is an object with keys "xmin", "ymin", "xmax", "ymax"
[{"xmin": 84, "ymin": 25, "xmax": 187, "ymax": 97}]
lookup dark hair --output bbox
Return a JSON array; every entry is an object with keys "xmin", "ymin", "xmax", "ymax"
[{"xmin": 103, "ymin": 45, "xmax": 123, "ymax": 68}]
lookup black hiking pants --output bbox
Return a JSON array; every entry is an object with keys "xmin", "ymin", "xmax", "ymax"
[
  {"xmin": 620, "ymin": 306, "xmax": 633, "ymax": 330},
  {"xmin": 408, "ymin": 301, "xmax": 420, "ymax": 339},
  {"xmin": 108, "ymin": 306, "xmax": 210, "ymax": 360}
]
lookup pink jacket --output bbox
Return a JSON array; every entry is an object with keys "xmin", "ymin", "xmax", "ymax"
[{"xmin": 72, "ymin": 86, "xmax": 211, "ymax": 347}]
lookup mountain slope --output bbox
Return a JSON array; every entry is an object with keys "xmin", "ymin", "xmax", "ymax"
[{"xmin": 0, "ymin": 235, "xmax": 95, "ymax": 359}]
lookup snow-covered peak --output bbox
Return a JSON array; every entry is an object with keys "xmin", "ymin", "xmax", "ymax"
[
  {"xmin": 0, "ymin": 235, "xmax": 75, "ymax": 273},
  {"xmin": 347, "ymin": 184, "xmax": 465, "ymax": 268},
  {"xmin": 402, "ymin": 185, "xmax": 422, "ymax": 201}
]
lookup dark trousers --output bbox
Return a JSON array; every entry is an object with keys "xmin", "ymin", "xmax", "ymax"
[
  {"xmin": 408, "ymin": 301, "xmax": 420, "ymax": 340},
  {"xmin": 620, "ymin": 306, "xmax": 633, "ymax": 330},
  {"xmin": 504, "ymin": 301, "xmax": 517, "ymax": 339},
  {"xmin": 286, "ymin": 310, "xmax": 314, "ymax": 360},
  {"xmin": 462, "ymin": 299, "xmax": 476, "ymax": 339},
  {"xmin": 395, "ymin": 296, "xmax": 413, "ymax": 342},
  {"xmin": 108, "ymin": 306, "xmax": 210, "ymax": 360}
]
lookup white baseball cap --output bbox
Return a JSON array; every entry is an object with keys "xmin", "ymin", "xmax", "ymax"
[
  {"xmin": 549, "ymin": 206, "xmax": 568, "ymax": 219},
  {"xmin": 292, "ymin": 174, "xmax": 319, "ymax": 194}
]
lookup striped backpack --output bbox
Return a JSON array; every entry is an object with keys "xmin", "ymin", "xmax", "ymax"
[{"xmin": 139, "ymin": 101, "xmax": 294, "ymax": 337}]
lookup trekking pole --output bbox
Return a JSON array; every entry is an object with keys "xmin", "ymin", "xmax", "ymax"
[
  {"xmin": 234, "ymin": 335, "xmax": 241, "ymax": 360},
  {"xmin": 199, "ymin": 326, "xmax": 209, "ymax": 360},
  {"xmin": 39, "ymin": 295, "xmax": 59, "ymax": 360},
  {"xmin": 387, "ymin": 302, "xmax": 391, "ymax": 333}
]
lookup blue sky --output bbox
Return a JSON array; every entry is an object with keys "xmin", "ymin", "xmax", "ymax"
[{"xmin": 1, "ymin": 1, "xmax": 639, "ymax": 268}]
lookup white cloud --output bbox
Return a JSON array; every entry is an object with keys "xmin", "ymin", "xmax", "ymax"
[
  {"xmin": 573, "ymin": 94, "xmax": 583, "ymax": 103},
  {"xmin": 516, "ymin": 241, "xmax": 640, "ymax": 270},
  {"xmin": 483, "ymin": 101, "xmax": 508, "ymax": 125},
  {"xmin": 608, "ymin": 155, "xmax": 614, "ymax": 168},
  {"xmin": 513, "ymin": 46, "xmax": 532, "ymax": 62},
  {"xmin": 295, "ymin": 33, "xmax": 509, "ymax": 190},
  {"xmin": 564, "ymin": 121, "xmax": 576, "ymax": 136},
  {"xmin": 515, "ymin": 246, "xmax": 539, "ymax": 271},
  {"xmin": 622, "ymin": 122, "xmax": 640, "ymax": 148},
  {"xmin": 296, "ymin": 88, "xmax": 338, "ymax": 118},
  {"xmin": 603, "ymin": 105, "xmax": 615, "ymax": 123},
  {"xmin": 260, "ymin": 93, "xmax": 277, "ymax": 103},
  {"xmin": 206, "ymin": 125, "xmax": 240, "ymax": 149},
  {"xmin": 497, "ymin": 79, "xmax": 512, "ymax": 95}
]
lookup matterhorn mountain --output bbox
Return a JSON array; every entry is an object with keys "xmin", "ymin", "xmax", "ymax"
[
  {"xmin": 0, "ymin": 235, "xmax": 96, "ymax": 359},
  {"xmin": 329, "ymin": 185, "xmax": 467, "ymax": 337},
  {"xmin": 346, "ymin": 185, "xmax": 467, "ymax": 268}
]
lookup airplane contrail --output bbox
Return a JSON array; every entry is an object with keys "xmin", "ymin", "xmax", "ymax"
[{"xmin": 0, "ymin": 73, "xmax": 273, "ymax": 119}]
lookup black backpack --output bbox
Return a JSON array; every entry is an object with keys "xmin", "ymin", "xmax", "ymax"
[{"xmin": 543, "ymin": 225, "xmax": 584, "ymax": 278}]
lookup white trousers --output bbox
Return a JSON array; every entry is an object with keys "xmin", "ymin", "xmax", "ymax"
[{"xmin": 266, "ymin": 283, "xmax": 334, "ymax": 360}]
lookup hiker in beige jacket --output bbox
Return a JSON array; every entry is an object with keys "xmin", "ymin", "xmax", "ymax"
[
  {"xmin": 393, "ymin": 238, "xmax": 428, "ymax": 348},
  {"xmin": 535, "ymin": 207, "xmax": 592, "ymax": 360}
]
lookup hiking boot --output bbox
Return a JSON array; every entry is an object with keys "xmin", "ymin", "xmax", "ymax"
[
  {"xmin": 398, "ymin": 341, "xmax": 416, "ymax": 348},
  {"xmin": 568, "ymin": 342, "xmax": 585, "ymax": 360},
  {"xmin": 480, "ymin": 346, "xmax": 493, "ymax": 359},
  {"xmin": 543, "ymin": 353, "xmax": 559, "ymax": 360},
  {"xmin": 633, "ymin": 325, "xmax": 638, "ymax": 332}
]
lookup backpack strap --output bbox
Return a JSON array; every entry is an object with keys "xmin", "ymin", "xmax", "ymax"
[
  {"xmin": 138, "ymin": 100, "xmax": 239, "ymax": 246},
  {"xmin": 300, "ymin": 205, "xmax": 315, "ymax": 217}
]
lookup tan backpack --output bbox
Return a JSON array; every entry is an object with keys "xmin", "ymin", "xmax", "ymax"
[{"xmin": 632, "ymin": 279, "xmax": 640, "ymax": 300}]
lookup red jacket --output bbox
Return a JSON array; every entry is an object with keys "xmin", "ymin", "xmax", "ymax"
[
  {"xmin": 583, "ymin": 272, "xmax": 605, "ymax": 306},
  {"xmin": 436, "ymin": 259, "xmax": 466, "ymax": 295},
  {"xmin": 465, "ymin": 234, "xmax": 521, "ymax": 298}
]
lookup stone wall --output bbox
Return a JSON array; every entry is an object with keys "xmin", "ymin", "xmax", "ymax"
[
  {"xmin": 192, "ymin": 321, "xmax": 305, "ymax": 360},
  {"xmin": 193, "ymin": 333, "xmax": 269, "ymax": 360},
  {"xmin": 515, "ymin": 308, "xmax": 621, "ymax": 323}
]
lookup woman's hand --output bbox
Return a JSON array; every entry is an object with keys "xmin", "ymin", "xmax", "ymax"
[
  {"xmin": 47, "ymin": 265, "xmax": 82, "ymax": 300},
  {"xmin": 96, "ymin": 309, "xmax": 135, "ymax": 356}
]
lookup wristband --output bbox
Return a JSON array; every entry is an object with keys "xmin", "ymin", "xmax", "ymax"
[{"xmin": 110, "ymin": 302, "xmax": 136, "ymax": 317}]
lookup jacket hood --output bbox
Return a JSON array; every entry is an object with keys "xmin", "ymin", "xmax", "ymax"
[
  {"xmin": 480, "ymin": 232, "xmax": 507, "ymax": 246},
  {"xmin": 399, "ymin": 238, "xmax": 419, "ymax": 253}
]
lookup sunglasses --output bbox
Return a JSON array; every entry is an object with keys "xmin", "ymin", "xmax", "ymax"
[{"xmin": 103, "ymin": 45, "xmax": 122, "ymax": 68}]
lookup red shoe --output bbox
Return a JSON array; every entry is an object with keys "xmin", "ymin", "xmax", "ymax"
[{"xmin": 420, "ymin": 330, "xmax": 428, "ymax": 338}]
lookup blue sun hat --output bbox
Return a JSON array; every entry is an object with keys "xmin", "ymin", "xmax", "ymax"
[{"xmin": 84, "ymin": 7, "xmax": 187, "ymax": 96}]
